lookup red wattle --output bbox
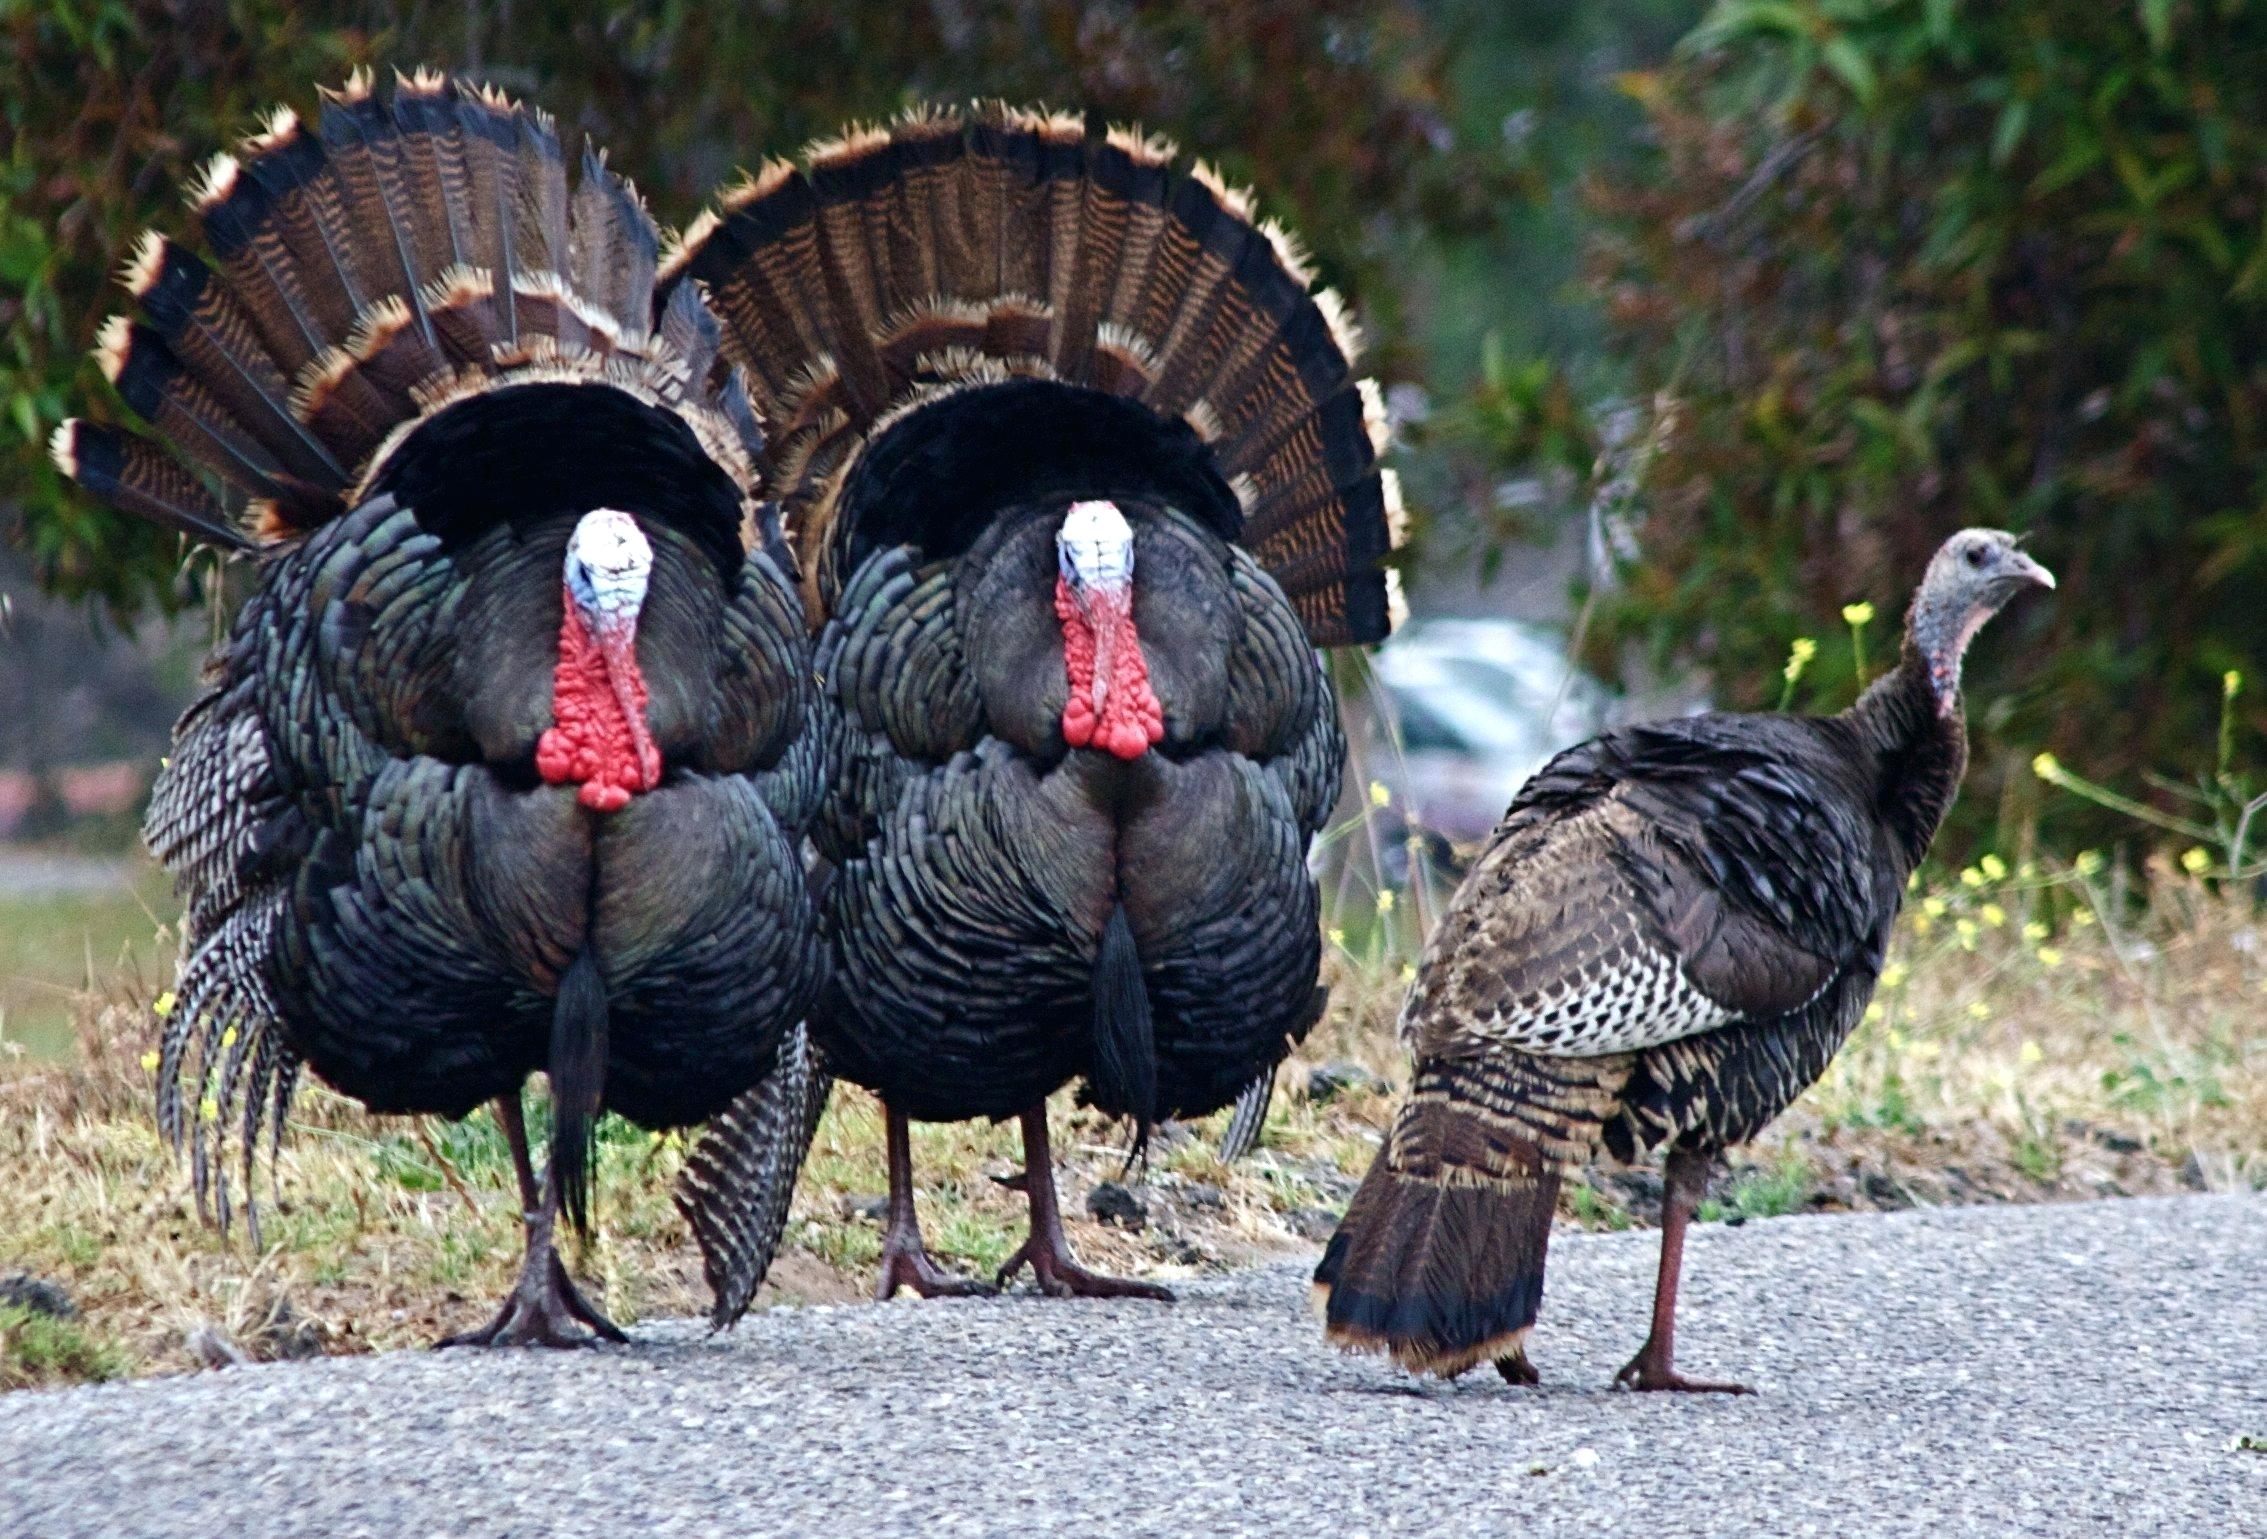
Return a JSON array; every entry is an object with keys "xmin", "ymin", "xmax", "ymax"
[
  {"xmin": 1055, "ymin": 575, "xmax": 1164, "ymax": 762},
  {"xmin": 537, "ymin": 588, "xmax": 660, "ymax": 812}
]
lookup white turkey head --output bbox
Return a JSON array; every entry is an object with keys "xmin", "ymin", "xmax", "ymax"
[
  {"xmin": 1907, "ymin": 527, "xmax": 2054, "ymax": 715},
  {"xmin": 1053, "ymin": 499, "xmax": 1164, "ymax": 760},
  {"xmin": 538, "ymin": 509, "xmax": 663, "ymax": 811}
]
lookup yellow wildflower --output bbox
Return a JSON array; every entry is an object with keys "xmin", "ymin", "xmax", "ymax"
[
  {"xmin": 2071, "ymin": 908, "xmax": 2095, "ymax": 927},
  {"xmin": 1881, "ymin": 962, "xmax": 1908, "ymax": 989},
  {"xmin": 1960, "ymin": 866, "xmax": 1985, "ymax": 888},
  {"xmin": 2036, "ymin": 946, "xmax": 2063, "ymax": 967},
  {"xmin": 1923, "ymin": 896, "xmax": 1948, "ymax": 919},
  {"xmin": 1400, "ymin": 963, "xmax": 1417, "ymax": 985},
  {"xmin": 2032, "ymin": 751, "xmax": 2063, "ymax": 781},
  {"xmin": 139, "ymin": 1051, "xmax": 161, "ymax": 1073},
  {"xmin": 1842, "ymin": 601, "xmax": 1875, "ymax": 627},
  {"xmin": 1980, "ymin": 903, "xmax": 2007, "ymax": 929},
  {"xmin": 2018, "ymin": 1040, "xmax": 2044, "ymax": 1066},
  {"xmin": 1375, "ymin": 889, "xmax": 1396, "ymax": 915},
  {"xmin": 2023, "ymin": 921, "xmax": 2050, "ymax": 943},
  {"xmin": 1967, "ymin": 1001, "xmax": 1991, "ymax": 1021},
  {"xmin": 2181, "ymin": 847, "xmax": 2213, "ymax": 876},
  {"xmin": 2074, "ymin": 850, "xmax": 2104, "ymax": 877},
  {"xmin": 1955, "ymin": 918, "xmax": 1980, "ymax": 950},
  {"xmin": 1368, "ymin": 780, "xmax": 1391, "ymax": 809},
  {"xmin": 1864, "ymin": 1002, "xmax": 1885, "ymax": 1024},
  {"xmin": 1980, "ymin": 854, "xmax": 2008, "ymax": 881},
  {"xmin": 1328, "ymin": 927, "xmax": 1346, "ymax": 949},
  {"xmin": 2226, "ymin": 670, "xmax": 2243, "ymax": 701},
  {"xmin": 153, "ymin": 991, "xmax": 177, "ymax": 1018}
]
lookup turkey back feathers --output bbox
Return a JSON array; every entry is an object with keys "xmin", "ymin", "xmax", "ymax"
[{"xmin": 662, "ymin": 104, "xmax": 1403, "ymax": 647}]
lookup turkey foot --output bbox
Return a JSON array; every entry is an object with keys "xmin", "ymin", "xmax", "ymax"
[
  {"xmin": 1612, "ymin": 1343, "xmax": 1752, "ymax": 1395},
  {"xmin": 874, "ymin": 1102, "xmax": 994, "ymax": 1301},
  {"xmin": 1608, "ymin": 1146, "xmax": 1750, "ymax": 1394},
  {"xmin": 1495, "ymin": 1348, "xmax": 1540, "ymax": 1387},
  {"xmin": 993, "ymin": 1106, "xmax": 1173, "ymax": 1301},
  {"xmin": 439, "ymin": 1093, "xmax": 627, "ymax": 1348}
]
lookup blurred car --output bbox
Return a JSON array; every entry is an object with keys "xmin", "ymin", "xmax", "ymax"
[{"xmin": 1348, "ymin": 616, "xmax": 1616, "ymax": 847}]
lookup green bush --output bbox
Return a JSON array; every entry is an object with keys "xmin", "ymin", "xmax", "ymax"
[{"xmin": 1588, "ymin": 0, "xmax": 2267, "ymax": 842}]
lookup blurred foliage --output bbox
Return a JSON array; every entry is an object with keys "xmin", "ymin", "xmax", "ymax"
[
  {"xmin": 1, "ymin": 0, "xmax": 1523, "ymax": 615},
  {"xmin": 1579, "ymin": 0, "xmax": 2267, "ymax": 841}
]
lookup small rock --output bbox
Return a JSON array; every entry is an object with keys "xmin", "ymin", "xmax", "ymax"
[
  {"xmin": 1286, "ymin": 1205, "xmax": 1342, "ymax": 1242},
  {"xmin": 1088, "ymin": 1181, "xmax": 1148, "ymax": 1229},
  {"xmin": 1179, "ymin": 1182, "xmax": 1227, "ymax": 1211},
  {"xmin": 2181, "ymin": 1153, "xmax": 2209, "ymax": 1192},
  {"xmin": 841, "ymin": 1194, "xmax": 889, "ymax": 1223},
  {"xmin": 185, "ymin": 1324, "xmax": 252, "ymax": 1370},
  {"xmin": 0, "ymin": 1273, "xmax": 75, "ymax": 1320},
  {"xmin": 1305, "ymin": 1061, "xmax": 1389, "ymax": 1103}
]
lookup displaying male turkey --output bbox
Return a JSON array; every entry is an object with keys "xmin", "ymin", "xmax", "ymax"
[
  {"xmin": 666, "ymin": 105, "xmax": 1399, "ymax": 1302},
  {"xmin": 1315, "ymin": 529, "xmax": 2052, "ymax": 1389},
  {"xmin": 50, "ymin": 70, "xmax": 827, "ymax": 1346}
]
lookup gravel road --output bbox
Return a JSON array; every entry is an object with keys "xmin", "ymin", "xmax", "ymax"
[{"xmin": 3, "ymin": 1194, "xmax": 2261, "ymax": 1538}]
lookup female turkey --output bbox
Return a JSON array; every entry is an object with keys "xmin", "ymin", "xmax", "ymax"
[
  {"xmin": 666, "ymin": 105, "xmax": 1399, "ymax": 1302},
  {"xmin": 51, "ymin": 71, "xmax": 827, "ymax": 1346},
  {"xmin": 1315, "ymin": 529, "xmax": 2052, "ymax": 1389}
]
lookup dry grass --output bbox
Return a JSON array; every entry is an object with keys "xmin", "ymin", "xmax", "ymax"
[{"xmin": 3, "ymin": 855, "xmax": 2262, "ymax": 1390}]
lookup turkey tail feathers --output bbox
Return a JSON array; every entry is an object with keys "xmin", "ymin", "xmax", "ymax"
[
  {"xmin": 58, "ymin": 67, "xmax": 761, "ymax": 552},
  {"xmin": 1315, "ymin": 1052, "xmax": 1628, "ymax": 1379},
  {"xmin": 1090, "ymin": 902, "xmax": 1157, "ymax": 1154},
  {"xmin": 676, "ymin": 1022, "xmax": 834, "ymax": 1328},
  {"xmin": 667, "ymin": 103, "xmax": 1402, "ymax": 646},
  {"xmin": 1314, "ymin": 1099, "xmax": 1558, "ymax": 1380},
  {"xmin": 548, "ymin": 948, "xmax": 609, "ymax": 1236}
]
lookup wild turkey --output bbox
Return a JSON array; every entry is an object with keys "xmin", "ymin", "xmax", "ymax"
[
  {"xmin": 50, "ymin": 70, "xmax": 827, "ymax": 1346},
  {"xmin": 666, "ymin": 104, "xmax": 1400, "ymax": 1301},
  {"xmin": 1315, "ymin": 529, "xmax": 2052, "ymax": 1390}
]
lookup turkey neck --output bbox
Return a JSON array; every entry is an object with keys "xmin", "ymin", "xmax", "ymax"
[{"xmin": 1844, "ymin": 637, "xmax": 1968, "ymax": 874}]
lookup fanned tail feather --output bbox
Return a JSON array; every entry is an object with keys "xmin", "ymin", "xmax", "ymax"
[
  {"xmin": 58, "ymin": 67, "xmax": 754, "ymax": 552},
  {"xmin": 666, "ymin": 101, "xmax": 1399, "ymax": 645},
  {"xmin": 676, "ymin": 1023, "xmax": 834, "ymax": 1328}
]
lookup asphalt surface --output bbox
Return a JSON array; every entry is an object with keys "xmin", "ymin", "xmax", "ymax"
[{"xmin": 2, "ymin": 1194, "xmax": 2261, "ymax": 1538}]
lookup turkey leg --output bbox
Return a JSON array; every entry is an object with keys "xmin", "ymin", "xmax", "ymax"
[
  {"xmin": 875, "ymin": 1102, "xmax": 996, "ymax": 1300},
  {"xmin": 1612, "ymin": 1146, "xmax": 1752, "ymax": 1393},
  {"xmin": 995, "ymin": 1106, "xmax": 1173, "ymax": 1301},
  {"xmin": 438, "ymin": 1092, "xmax": 629, "ymax": 1348}
]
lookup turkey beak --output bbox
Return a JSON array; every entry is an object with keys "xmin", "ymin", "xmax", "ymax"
[{"xmin": 2005, "ymin": 550, "xmax": 2055, "ymax": 591}]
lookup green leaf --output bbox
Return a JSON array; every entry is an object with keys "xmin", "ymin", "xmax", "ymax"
[
  {"xmin": 2139, "ymin": 0, "xmax": 2174, "ymax": 54},
  {"xmin": 1990, "ymin": 98, "xmax": 2029, "ymax": 167},
  {"xmin": 1821, "ymin": 34, "xmax": 1879, "ymax": 109}
]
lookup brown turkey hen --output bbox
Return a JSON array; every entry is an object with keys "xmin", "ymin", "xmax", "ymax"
[
  {"xmin": 666, "ymin": 105, "xmax": 1400, "ymax": 1304},
  {"xmin": 51, "ymin": 70, "xmax": 827, "ymax": 1346},
  {"xmin": 1316, "ymin": 529, "xmax": 2052, "ymax": 1390}
]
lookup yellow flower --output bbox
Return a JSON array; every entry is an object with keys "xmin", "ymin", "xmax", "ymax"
[
  {"xmin": 2074, "ymin": 849, "xmax": 2104, "ymax": 877},
  {"xmin": 219, "ymin": 1025, "xmax": 239, "ymax": 1050},
  {"xmin": 1782, "ymin": 636, "xmax": 1817, "ymax": 684},
  {"xmin": 1375, "ymin": 888, "xmax": 1397, "ymax": 915},
  {"xmin": 1923, "ymin": 896, "xmax": 1948, "ymax": 919},
  {"xmin": 138, "ymin": 1050, "xmax": 161, "ymax": 1073},
  {"xmin": 2226, "ymin": 669, "xmax": 2243, "ymax": 701},
  {"xmin": 1863, "ymin": 1002, "xmax": 1885, "ymax": 1024},
  {"xmin": 1911, "ymin": 1039, "xmax": 1944, "ymax": 1060},
  {"xmin": 1881, "ymin": 962, "xmax": 1908, "ymax": 989},
  {"xmin": 153, "ymin": 991, "xmax": 177, "ymax": 1018},
  {"xmin": 2036, "ymin": 945, "xmax": 2063, "ymax": 967},
  {"xmin": 200, "ymin": 1096, "xmax": 220, "ymax": 1123},
  {"xmin": 1980, "ymin": 854, "xmax": 2008, "ymax": 881},
  {"xmin": 2071, "ymin": 908, "xmax": 2095, "ymax": 927},
  {"xmin": 2018, "ymin": 1040, "xmax": 2044, "ymax": 1066},
  {"xmin": 1328, "ymin": 927, "xmax": 1346, "ymax": 949},
  {"xmin": 2022, "ymin": 921, "xmax": 2050, "ymax": 943},
  {"xmin": 1911, "ymin": 912, "xmax": 1933, "ymax": 935},
  {"xmin": 1980, "ymin": 903, "xmax": 2007, "ymax": 929},
  {"xmin": 1368, "ymin": 780, "xmax": 1391, "ymax": 809},
  {"xmin": 1955, "ymin": 918, "xmax": 1979, "ymax": 950},
  {"xmin": 1886, "ymin": 1028, "xmax": 1907, "ymax": 1051},
  {"xmin": 1399, "ymin": 963, "xmax": 1418, "ymax": 985},
  {"xmin": 1966, "ymin": 1001, "xmax": 1991, "ymax": 1021},
  {"xmin": 1960, "ymin": 866, "xmax": 1984, "ymax": 888},
  {"xmin": 1842, "ymin": 601, "xmax": 1875, "ymax": 627},
  {"xmin": 2032, "ymin": 751, "xmax": 2063, "ymax": 781},
  {"xmin": 2181, "ymin": 846, "xmax": 2213, "ymax": 876}
]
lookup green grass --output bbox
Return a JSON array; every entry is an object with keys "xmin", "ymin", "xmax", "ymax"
[
  {"xmin": 0, "ymin": 860, "xmax": 175, "ymax": 1063},
  {"xmin": 0, "ymin": 1305, "xmax": 132, "ymax": 1390}
]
